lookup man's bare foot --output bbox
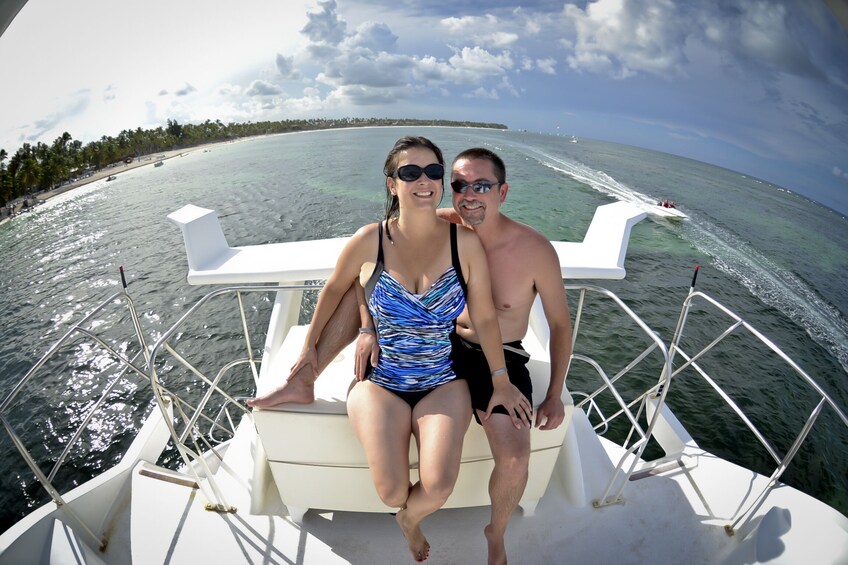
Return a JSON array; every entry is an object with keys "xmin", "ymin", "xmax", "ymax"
[
  {"xmin": 395, "ymin": 508, "xmax": 430, "ymax": 562},
  {"xmin": 484, "ymin": 524, "xmax": 507, "ymax": 565},
  {"xmin": 247, "ymin": 375, "xmax": 315, "ymax": 408}
]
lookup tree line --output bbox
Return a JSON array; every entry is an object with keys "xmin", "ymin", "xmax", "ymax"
[{"xmin": 0, "ymin": 117, "xmax": 507, "ymax": 207}]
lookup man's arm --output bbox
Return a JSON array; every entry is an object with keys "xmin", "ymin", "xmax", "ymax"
[
  {"xmin": 436, "ymin": 207, "xmax": 462, "ymax": 224},
  {"xmin": 531, "ymin": 237, "xmax": 573, "ymax": 430},
  {"xmin": 353, "ymin": 279, "xmax": 378, "ymax": 381}
]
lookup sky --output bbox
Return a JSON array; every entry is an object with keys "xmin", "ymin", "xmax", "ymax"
[{"xmin": 1, "ymin": 0, "xmax": 847, "ymax": 214}]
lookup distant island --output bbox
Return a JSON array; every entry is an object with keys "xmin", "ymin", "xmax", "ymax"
[{"xmin": 0, "ymin": 118, "xmax": 508, "ymax": 215}]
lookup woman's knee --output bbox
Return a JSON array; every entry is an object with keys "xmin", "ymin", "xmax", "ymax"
[
  {"xmin": 419, "ymin": 472, "xmax": 457, "ymax": 505},
  {"xmin": 375, "ymin": 480, "xmax": 410, "ymax": 508}
]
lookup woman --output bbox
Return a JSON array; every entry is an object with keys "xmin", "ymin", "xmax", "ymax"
[{"xmin": 290, "ymin": 136, "xmax": 528, "ymax": 562}]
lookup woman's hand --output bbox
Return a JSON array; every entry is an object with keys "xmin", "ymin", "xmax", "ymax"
[
  {"xmin": 485, "ymin": 376, "xmax": 533, "ymax": 429},
  {"xmin": 288, "ymin": 345, "xmax": 319, "ymax": 382},
  {"xmin": 354, "ymin": 332, "xmax": 379, "ymax": 381}
]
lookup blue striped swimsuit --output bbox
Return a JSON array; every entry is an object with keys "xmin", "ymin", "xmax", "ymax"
[{"xmin": 364, "ymin": 222, "xmax": 467, "ymax": 401}]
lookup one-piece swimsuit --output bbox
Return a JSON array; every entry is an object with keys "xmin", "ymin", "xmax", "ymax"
[{"xmin": 364, "ymin": 221, "xmax": 467, "ymax": 406}]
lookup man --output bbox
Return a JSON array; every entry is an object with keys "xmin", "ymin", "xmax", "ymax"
[
  {"xmin": 249, "ymin": 147, "xmax": 572, "ymax": 565},
  {"xmin": 439, "ymin": 147, "xmax": 572, "ymax": 564}
]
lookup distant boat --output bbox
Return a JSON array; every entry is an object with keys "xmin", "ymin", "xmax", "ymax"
[
  {"xmin": 106, "ymin": 175, "xmax": 117, "ymax": 182},
  {"xmin": 649, "ymin": 200, "xmax": 687, "ymax": 220},
  {"xmin": 154, "ymin": 160, "xmax": 164, "ymax": 167},
  {"xmin": 570, "ymin": 136, "xmax": 578, "ymax": 143}
]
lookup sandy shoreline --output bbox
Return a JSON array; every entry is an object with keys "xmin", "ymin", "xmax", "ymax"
[{"xmin": 0, "ymin": 139, "xmax": 236, "ymax": 226}]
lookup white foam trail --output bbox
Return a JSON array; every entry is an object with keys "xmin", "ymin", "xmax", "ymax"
[
  {"xmin": 687, "ymin": 222, "xmax": 848, "ymax": 374},
  {"xmin": 525, "ymin": 148, "xmax": 848, "ymax": 375}
]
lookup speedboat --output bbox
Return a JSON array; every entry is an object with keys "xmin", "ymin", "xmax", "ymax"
[
  {"xmin": 648, "ymin": 202, "xmax": 688, "ymax": 220},
  {"xmin": 154, "ymin": 160, "xmax": 164, "ymax": 168},
  {"xmin": 1, "ymin": 202, "xmax": 846, "ymax": 564}
]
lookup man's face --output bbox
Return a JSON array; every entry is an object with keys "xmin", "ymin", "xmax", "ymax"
[{"xmin": 450, "ymin": 158, "xmax": 504, "ymax": 227}]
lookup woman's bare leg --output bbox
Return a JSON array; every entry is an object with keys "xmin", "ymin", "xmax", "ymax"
[
  {"xmin": 347, "ymin": 380, "xmax": 414, "ymax": 509},
  {"xmin": 397, "ymin": 380, "xmax": 472, "ymax": 561}
]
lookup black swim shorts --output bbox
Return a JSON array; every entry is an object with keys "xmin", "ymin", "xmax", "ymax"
[{"xmin": 450, "ymin": 332, "xmax": 533, "ymax": 424}]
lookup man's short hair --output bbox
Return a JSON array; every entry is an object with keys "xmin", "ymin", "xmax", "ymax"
[{"xmin": 452, "ymin": 148, "xmax": 506, "ymax": 183}]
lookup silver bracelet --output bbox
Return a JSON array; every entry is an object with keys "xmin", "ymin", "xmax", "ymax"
[
  {"xmin": 490, "ymin": 367, "xmax": 508, "ymax": 377},
  {"xmin": 358, "ymin": 327, "xmax": 375, "ymax": 334}
]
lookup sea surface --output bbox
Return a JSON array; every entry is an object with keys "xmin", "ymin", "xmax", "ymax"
[{"xmin": 1, "ymin": 127, "xmax": 847, "ymax": 533}]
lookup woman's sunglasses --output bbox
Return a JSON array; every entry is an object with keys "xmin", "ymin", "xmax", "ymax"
[
  {"xmin": 450, "ymin": 180, "xmax": 500, "ymax": 194},
  {"xmin": 395, "ymin": 163, "xmax": 444, "ymax": 182}
]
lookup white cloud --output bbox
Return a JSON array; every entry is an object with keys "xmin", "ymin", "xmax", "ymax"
[
  {"xmin": 440, "ymin": 15, "xmax": 518, "ymax": 48},
  {"xmin": 536, "ymin": 57, "xmax": 557, "ymax": 75},
  {"xmin": 563, "ymin": 0, "xmax": 688, "ymax": 79},
  {"xmin": 448, "ymin": 46, "xmax": 513, "ymax": 83},
  {"xmin": 175, "ymin": 83, "xmax": 197, "ymax": 97},
  {"xmin": 344, "ymin": 21, "xmax": 398, "ymax": 53},
  {"xmin": 465, "ymin": 87, "xmax": 499, "ymax": 100},
  {"xmin": 246, "ymin": 80, "xmax": 283, "ymax": 96},
  {"xmin": 276, "ymin": 54, "xmax": 302, "ymax": 79},
  {"xmin": 301, "ymin": 0, "xmax": 347, "ymax": 45}
]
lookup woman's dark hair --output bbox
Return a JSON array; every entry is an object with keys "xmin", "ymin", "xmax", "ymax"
[{"xmin": 382, "ymin": 136, "xmax": 445, "ymax": 238}]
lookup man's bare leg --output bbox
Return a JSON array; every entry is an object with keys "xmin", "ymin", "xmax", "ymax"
[
  {"xmin": 479, "ymin": 412, "xmax": 530, "ymax": 565},
  {"xmin": 248, "ymin": 284, "xmax": 359, "ymax": 407}
]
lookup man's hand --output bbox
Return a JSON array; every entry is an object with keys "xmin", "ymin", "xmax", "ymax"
[
  {"xmin": 354, "ymin": 332, "xmax": 379, "ymax": 381},
  {"xmin": 535, "ymin": 395, "xmax": 565, "ymax": 430},
  {"xmin": 485, "ymin": 376, "xmax": 533, "ymax": 429}
]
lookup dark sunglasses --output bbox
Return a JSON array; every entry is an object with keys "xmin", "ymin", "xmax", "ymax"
[
  {"xmin": 450, "ymin": 180, "xmax": 501, "ymax": 194},
  {"xmin": 395, "ymin": 163, "xmax": 444, "ymax": 182}
]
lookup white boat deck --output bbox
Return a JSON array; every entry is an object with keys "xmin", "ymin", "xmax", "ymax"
[{"xmin": 106, "ymin": 411, "xmax": 846, "ymax": 564}]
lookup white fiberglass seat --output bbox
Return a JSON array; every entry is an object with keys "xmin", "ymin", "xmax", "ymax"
[{"xmin": 252, "ymin": 324, "xmax": 573, "ymax": 523}]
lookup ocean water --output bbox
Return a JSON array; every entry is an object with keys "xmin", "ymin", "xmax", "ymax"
[{"xmin": 1, "ymin": 126, "xmax": 846, "ymax": 532}]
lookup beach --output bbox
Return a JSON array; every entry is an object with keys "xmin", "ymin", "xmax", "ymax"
[{"xmin": 0, "ymin": 139, "xmax": 235, "ymax": 226}]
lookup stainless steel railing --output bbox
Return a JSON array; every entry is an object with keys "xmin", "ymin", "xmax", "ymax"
[
  {"xmin": 667, "ymin": 288, "xmax": 848, "ymax": 534},
  {"xmin": 0, "ymin": 285, "xmax": 150, "ymax": 550},
  {"xmin": 565, "ymin": 284, "xmax": 673, "ymax": 508},
  {"xmin": 147, "ymin": 283, "xmax": 320, "ymax": 512}
]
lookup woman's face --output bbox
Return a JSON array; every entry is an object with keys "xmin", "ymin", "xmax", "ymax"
[{"xmin": 389, "ymin": 147, "xmax": 443, "ymax": 210}]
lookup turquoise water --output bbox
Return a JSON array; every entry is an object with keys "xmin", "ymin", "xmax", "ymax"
[{"xmin": 1, "ymin": 127, "xmax": 846, "ymax": 531}]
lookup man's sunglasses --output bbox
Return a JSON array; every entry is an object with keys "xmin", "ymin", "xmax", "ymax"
[
  {"xmin": 450, "ymin": 180, "xmax": 501, "ymax": 194},
  {"xmin": 395, "ymin": 163, "xmax": 444, "ymax": 182}
]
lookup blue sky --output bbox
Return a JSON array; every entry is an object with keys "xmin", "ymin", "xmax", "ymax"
[{"xmin": 2, "ymin": 0, "xmax": 847, "ymax": 214}]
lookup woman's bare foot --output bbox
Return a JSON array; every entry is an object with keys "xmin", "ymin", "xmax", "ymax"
[
  {"xmin": 247, "ymin": 375, "xmax": 315, "ymax": 408},
  {"xmin": 395, "ymin": 508, "xmax": 430, "ymax": 562},
  {"xmin": 484, "ymin": 524, "xmax": 507, "ymax": 565}
]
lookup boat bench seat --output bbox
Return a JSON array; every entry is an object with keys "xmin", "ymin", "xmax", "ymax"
[{"xmin": 252, "ymin": 324, "xmax": 573, "ymax": 522}]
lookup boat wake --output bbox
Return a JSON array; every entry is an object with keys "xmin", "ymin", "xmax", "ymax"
[
  {"xmin": 518, "ymin": 146, "xmax": 848, "ymax": 377},
  {"xmin": 530, "ymin": 150, "xmax": 681, "ymax": 218},
  {"xmin": 685, "ymin": 221, "xmax": 848, "ymax": 377}
]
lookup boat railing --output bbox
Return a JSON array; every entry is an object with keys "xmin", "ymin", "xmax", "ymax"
[
  {"xmin": 668, "ymin": 288, "xmax": 848, "ymax": 534},
  {"xmin": 0, "ymin": 282, "xmax": 150, "ymax": 550},
  {"xmin": 147, "ymin": 283, "xmax": 320, "ymax": 512},
  {"xmin": 564, "ymin": 284, "xmax": 673, "ymax": 508}
]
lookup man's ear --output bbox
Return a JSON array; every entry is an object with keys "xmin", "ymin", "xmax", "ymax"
[{"xmin": 499, "ymin": 182, "xmax": 509, "ymax": 203}]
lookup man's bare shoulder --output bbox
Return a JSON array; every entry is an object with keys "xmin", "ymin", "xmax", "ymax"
[{"xmin": 504, "ymin": 216, "xmax": 556, "ymax": 252}]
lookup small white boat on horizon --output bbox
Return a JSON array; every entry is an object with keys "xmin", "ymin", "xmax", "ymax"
[{"xmin": 0, "ymin": 202, "xmax": 846, "ymax": 564}]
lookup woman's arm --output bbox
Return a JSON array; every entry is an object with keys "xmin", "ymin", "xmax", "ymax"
[{"xmin": 459, "ymin": 228, "xmax": 534, "ymax": 429}]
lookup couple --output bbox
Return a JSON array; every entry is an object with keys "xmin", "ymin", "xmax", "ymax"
[{"xmin": 249, "ymin": 137, "xmax": 572, "ymax": 564}]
